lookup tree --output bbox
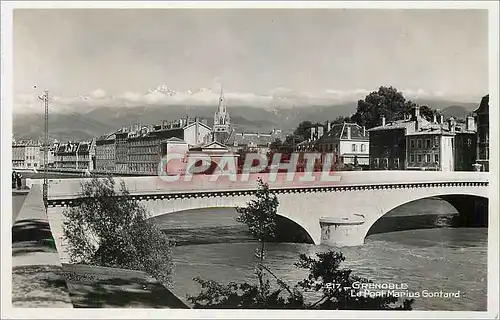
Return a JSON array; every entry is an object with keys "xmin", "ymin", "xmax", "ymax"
[
  {"xmin": 402, "ymin": 101, "xmax": 434, "ymax": 121},
  {"xmin": 269, "ymin": 138, "xmax": 283, "ymax": 152},
  {"xmin": 189, "ymin": 178, "xmax": 303, "ymax": 308},
  {"xmin": 293, "ymin": 121, "xmax": 314, "ymax": 142},
  {"xmin": 62, "ymin": 176, "xmax": 175, "ymax": 286},
  {"xmin": 350, "ymin": 86, "xmax": 432, "ymax": 129},
  {"xmin": 188, "ymin": 180, "xmax": 414, "ymax": 310},
  {"xmin": 330, "ymin": 116, "xmax": 351, "ymax": 125},
  {"xmin": 286, "ymin": 121, "xmax": 325, "ymax": 145},
  {"xmin": 236, "ymin": 178, "xmax": 280, "ymax": 300}
]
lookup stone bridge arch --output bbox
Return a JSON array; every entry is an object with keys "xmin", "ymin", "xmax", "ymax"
[
  {"xmin": 358, "ymin": 190, "xmax": 488, "ymax": 244},
  {"xmin": 141, "ymin": 196, "xmax": 315, "ymax": 244}
]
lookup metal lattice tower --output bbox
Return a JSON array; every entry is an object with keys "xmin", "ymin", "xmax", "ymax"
[{"xmin": 38, "ymin": 90, "xmax": 49, "ymax": 208}]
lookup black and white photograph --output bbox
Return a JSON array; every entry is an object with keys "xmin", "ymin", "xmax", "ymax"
[{"xmin": 2, "ymin": 1, "xmax": 498, "ymax": 319}]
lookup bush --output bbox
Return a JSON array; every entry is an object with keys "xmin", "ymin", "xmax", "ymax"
[{"xmin": 62, "ymin": 176, "xmax": 174, "ymax": 286}]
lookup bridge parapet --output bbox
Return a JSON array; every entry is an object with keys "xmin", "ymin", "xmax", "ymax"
[{"xmin": 31, "ymin": 171, "xmax": 490, "ymax": 201}]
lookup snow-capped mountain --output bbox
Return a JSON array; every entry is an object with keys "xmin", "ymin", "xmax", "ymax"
[
  {"xmin": 147, "ymin": 84, "xmax": 177, "ymax": 96},
  {"xmin": 146, "ymin": 85, "xmax": 218, "ymax": 97}
]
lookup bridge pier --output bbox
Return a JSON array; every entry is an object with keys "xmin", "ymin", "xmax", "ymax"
[{"xmin": 319, "ymin": 215, "xmax": 366, "ymax": 247}]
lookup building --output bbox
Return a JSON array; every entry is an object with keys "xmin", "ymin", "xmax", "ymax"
[
  {"xmin": 212, "ymin": 87, "xmax": 231, "ymax": 143},
  {"xmin": 12, "ymin": 140, "xmax": 41, "ymax": 170},
  {"xmin": 100, "ymin": 117, "xmax": 211, "ymax": 174},
  {"xmin": 115, "ymin": 129, "xmax": 130, "ymax": 173},
  {"xmin": 209, "ymin": 86, "xmax": 284, "ymax": 157},
  {"xmin": 54, "ymin": 140, "xmax": 95, "ymax": 171},
  {"xmin": 122, "ymin": 118, "xmax": 212, "ymax": 175},
  {"xmin": 12, "ymin": 142, "xmax": 26, "ymax": 169},
  {"xmin": 25, "ymin": 143, "xmax": 40, "ymax": 169},
  {"xmin": 294, "ymin": 122, "xmax": 369, "ymax": 168},
  {"xmin": 95, "ymin": 133, "xmax": 117, "ymax": 172},
  {"xmin": 226, "ymin": 130, "xmax": 282, "ymax": 155},
  {"xmin": 76, "ymin": 140, "xmax": 96, "ymax": 171},
  {"xmin": 473, "ymin": 94, "xmax": 489, "ymax": 172},
  {"xmin": 54, "ymin": 142, "xmax": 79, "ymax": 169},
  {"xmin": 187, "ymin": 141, "xmax": 239, "ymax": 174},
  {"xmin": 127, "ymin": 125, "xmax": 166, "ymax": 174},
  {"xmin": 39, "ymin": 142, "xmax": 57, "ymax": 168},
  {"xmin": 315, "ymin": 122, "xmax": 369, "ymax": 167},
  {"xmin": 182, "ymin": 118, "xmax": 213, "ymax": 146},
  {"xmin": 161, "ymin": 137, "xmax": 190, "ymax": 175},
  {"xmin": 368, "ymin": 106, "xmax": 476, "ymax": 171}
]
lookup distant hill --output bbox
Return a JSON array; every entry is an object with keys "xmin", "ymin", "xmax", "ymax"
[
  {"xmin": 440, "ymin": 105, "xmax": 473, "ymax": 119},
  {"xmin": 12, "ymin": 99, "xmax": 480, "ymax": 142}
]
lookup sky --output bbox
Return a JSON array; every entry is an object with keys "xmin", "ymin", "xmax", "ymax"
[{"xmin": 12, "ymin": 8, "xmax": 489, "ymax": 113}]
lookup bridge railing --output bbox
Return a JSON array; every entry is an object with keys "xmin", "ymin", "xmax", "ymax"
[{"xmin": 24, "ymin": 171, "xmax": 489, "ymax": 200}]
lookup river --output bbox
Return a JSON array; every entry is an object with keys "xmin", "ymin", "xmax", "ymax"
[{"xmin": 153, "ymin": 198, "xmax": 487, "ymax": 311}]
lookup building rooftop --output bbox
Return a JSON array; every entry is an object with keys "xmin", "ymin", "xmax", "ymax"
[
  {"xmin": 318, "ymin": 123, "xmax": 368, "ymax": 142},
  {"xmin": 225, "ymin": 130, "xmax": 280, "ymax": 147},
  {"xmin": 160, "ymin": 137, "xmax": 187, "ymax": 144},
  {"xmin": 77, "ymin": 142, "xmax": 91, "ymax": 155},
  {"xmin": 56, "ymin": 142, "xmax": 79, "ymax": 155},
  {"xmin": 473, "ymin": 94, "xmax": 489, "ymax": 115},
  {"xmin": 12, "ymin": 140, "xmax": 40, "ymax": 147},
  {"xmin": 369, "ymin": 112, "xmax": 476, "ymax": 136}
]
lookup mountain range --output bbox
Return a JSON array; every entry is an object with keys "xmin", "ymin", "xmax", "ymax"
[{"xmin": 12, "ymin": 98, "xmax": 479, "ymax": 142}]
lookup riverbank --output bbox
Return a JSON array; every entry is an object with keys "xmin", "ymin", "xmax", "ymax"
[
  {"xmin": 11, "ymin": 186, "xmax": 189, "ymax": 309},
  {"xmin": 12, "ymin": 185, "xmax": 73, "ymax": 308},
  {"xmin": 61, "ymin": 264, "xmax": 189, "ymax": 308}
]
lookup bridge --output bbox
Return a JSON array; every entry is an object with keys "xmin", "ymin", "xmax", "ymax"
[{"xmin": 27, "ymin": 171, "xmax": 489, "ymax": 254}]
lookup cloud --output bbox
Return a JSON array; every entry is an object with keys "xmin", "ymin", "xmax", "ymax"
[
  {"xmin": 90, "ymin": 88, "xmax": 106, "ymax": 99},
  {"xmin": 12, "ymin": 86, "xmax": 462, "ymax": 115}
]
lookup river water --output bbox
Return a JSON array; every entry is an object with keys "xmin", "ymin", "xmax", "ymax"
[{"xmin": 153, "ymin": 198, "xmax": 488, "ymax": 311}]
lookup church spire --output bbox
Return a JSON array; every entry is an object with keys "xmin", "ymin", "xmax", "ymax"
[
  {"xmin": 218, "ymin": 83, "xmax": 225, "ymax": 113},
  {"xmin": 212, "ymin": 83, "xmax": 231, "ymax": 142}
]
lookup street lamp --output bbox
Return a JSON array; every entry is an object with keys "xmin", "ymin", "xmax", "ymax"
[{"xmin": 37, "ymin": 88, "xmax": 49, "ymax": 208}]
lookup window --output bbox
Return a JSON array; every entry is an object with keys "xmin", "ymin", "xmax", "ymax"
[
  {"xmin": 410, "ymin": 140, "xmax": 415, "ymax": 149},
  {"xmin": 417, "ymin": 139, "xmax": 422, "ymax": 149},
  {"xmin": 426, "ymin": 154, "xmax": 431, "ymax": 163},
  {"xmin": 426, "ymin": 139, "xmax": 431, "ymax": 149},
  {"xmin": 434, "ymin": 136, "xmax": 439, "ymax": 147},
  {"xmin": 418, "ymin": 154, "xmax": 423, "ymax": 162},
  {"xmin": 410, "ymin": 154, "xmax": 415, "ymax": 162},
  {"xmin": 435, "ymin": 154, "xmax": 439, "ymax": 163},
  {"xmin": 361, "ymin": 144, "xmax": 366, "ymax": 152},
  {"xmin": 352, "ymin": 144, "xmax": 357, "ymax": 152},
  {"xmin": 394, "ymin": 158, "xmax": 400, "ymax": 168}
]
